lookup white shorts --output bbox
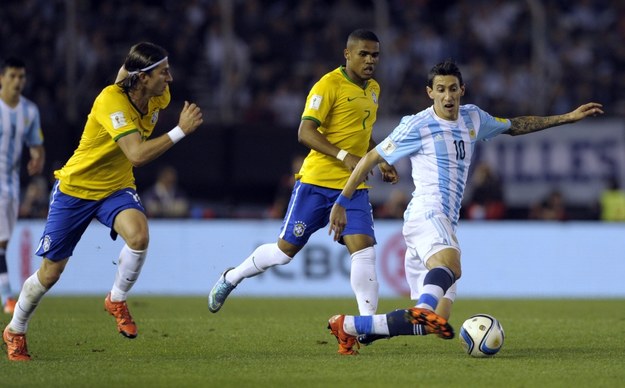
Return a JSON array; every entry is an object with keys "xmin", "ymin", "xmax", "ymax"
[
  {"xmin": 0, "ymin": 194, "xmax": 18, "ymax": 242},
  {"xmin": 402, "ymin": 211, "xmax": 459, "ymax": 302}
]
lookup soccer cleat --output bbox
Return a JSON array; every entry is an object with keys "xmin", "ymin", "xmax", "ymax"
[
  {"xmin": 327, "ymin": 315, "xmax": 360, "ymax": 355},
  {"xmin": 357, "ymin": 333, "xmax": 390, "ymax": 346},
  {"xmin": 3, "ymin": 297, "xmax": 16, "ymax": 314},
  {"xmin": 208, "ymin": 267, "xmax": 236, "ymax": 313},
  {"xmin": 3, "ymin": 326, "xmax": 31, "ymax": 361},
  {"xmin": 405, "ymin": 307, "xmax": 455, "ymax": 339},
  {"xmin": 104, "ymin": 293, "xmax": 137, "ymax": 339}
]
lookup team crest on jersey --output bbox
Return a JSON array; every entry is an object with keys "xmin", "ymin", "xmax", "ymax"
[
  {"xmin": 293, "ymin": 221, "xmax": 307, "ymax": 237},
  {"xmin": 469, "ymin": 129, "xmax": 476, "ymax": 139},
  {"xmin": 110, "ymin": 111, "xmax": 127, "ymax": 129},
  {"xmin": 371, "ymin": 91, "xmax": 378, "ymax": 104},
  {"xmin": 379, "ymin": 138, "xmax": 397, "ymax": 155},
  {"xmin": 309, "ymin": 94, "xmax": 322, "ymax": 110},
  {"xmin": 151, "ymin": 110, "xmax": 159, "ymax": 125}
]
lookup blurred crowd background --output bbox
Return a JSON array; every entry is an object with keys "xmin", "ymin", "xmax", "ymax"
[{"xmin": 2, "ymin": 0, "xmax": 625, "ymax": 220}]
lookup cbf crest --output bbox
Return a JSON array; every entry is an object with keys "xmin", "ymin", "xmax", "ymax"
[
  {"xmin": 42, "ymin": 235, "xmax": 52, "ymax": 252},
  {"xmin": 371, "ymin": 91, "xmax": 378, "ymax": 104},
  {"xmin": 292, "ymin": 221, "xmax": 307, "ymax": 237}
]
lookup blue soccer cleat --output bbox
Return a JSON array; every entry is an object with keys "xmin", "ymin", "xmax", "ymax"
[{"xmin": 208, "ymin": 268, "xmax": 236, "ymax": 313}]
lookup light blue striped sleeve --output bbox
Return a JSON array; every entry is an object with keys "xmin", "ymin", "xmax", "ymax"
[
  {"xmin": 376, "ymin": 115, "xmax": 423, "ymax": 165},
  {"xmin": 471, "ymin": 105, "xmax": 511, "ymax": 141},
  {"xmin": 25, "ymin": 101, "xmax": 44, "ymax": 146}
]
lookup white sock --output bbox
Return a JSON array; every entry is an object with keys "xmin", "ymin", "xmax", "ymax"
[
  {"xmin": 226, "ymin": 243, "xmax": 291, "ymax": 285},
  {"xmin": 8, "ymin": 271, "xmax": 48, "ymax": 334},
  {"xmin": 416, "ymin": 284, "xmax": 444, "ymax": 311},
  {"xmin": 343, "ymin": 315, "xmax": 358, "ymax": 335},
  {"xmin": 350, "ymin": 247, "xmax": 379, "ymax": 315},
  {"xmin": 342, "ymin": 314, "xmax": 389, "ymax": 336},
  {"xmin": 110, "ymin": 244, "xmax": 147, "ymax": 302}
]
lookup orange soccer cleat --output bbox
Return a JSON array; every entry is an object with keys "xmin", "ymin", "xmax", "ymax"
[
  {"xmin": 327, "ymin": 315, "xmax": 360, "ymax": 355},
  {"xmin": 406, "ymin": 307, "xmax": 455, "ymax": 339},
  {"xmin": 104, "ymin": 293, "xmax": 137, "ymax": 339},
  {"xmin": 3, "ymin": 326, "xmax": 31, "ymax": 361},
  {"xmin": 3, "ymin": 297, "xmax": 16, "ymax": 314}
]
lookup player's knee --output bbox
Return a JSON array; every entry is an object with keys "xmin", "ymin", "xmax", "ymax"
[
  {"xmin": 39, "ymin": 261, "xmax": 65, "ymax": 288},
  {"xmin": 276, "ymin": 239, "xmax": 301, "ymax": 258},
  {"xmin": 427, "ymin": 249, "xmax": 461, "ymax": 280},
  {"xmin": 125, "ymin": 233, "xmax": 149, "ymax": 250}
]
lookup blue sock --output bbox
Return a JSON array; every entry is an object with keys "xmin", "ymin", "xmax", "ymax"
[{"xmin": 354, "ymin": 315, "xmax": 373, "ymax": 334}]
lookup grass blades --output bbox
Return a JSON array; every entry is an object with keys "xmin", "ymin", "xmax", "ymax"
[{"xmin": 1, "ymin": 297, "xmax": 624, "ymax": 387}]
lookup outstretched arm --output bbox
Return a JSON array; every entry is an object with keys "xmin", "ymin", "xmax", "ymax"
[
  {"xmin": 505, "ymin": 102, "xmax": 603, "ymax": 136},
  {"xmin": 329, "ymin": 149, "xmax": 385, "ymax": 241}
]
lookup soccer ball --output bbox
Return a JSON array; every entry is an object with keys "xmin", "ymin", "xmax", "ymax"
[{"xmin": 459, "ymin": 314, "xmax": 505, "ymax": 357}]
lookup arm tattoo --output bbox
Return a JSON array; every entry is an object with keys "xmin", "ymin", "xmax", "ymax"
[{"xmin": 506, "ymin": 115, "xmax": 569, "ymax": 136}]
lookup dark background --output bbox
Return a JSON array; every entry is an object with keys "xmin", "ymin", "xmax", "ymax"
[{"xmin": 2, "ymin": 0, "xmax": 622, "ymax": 218}]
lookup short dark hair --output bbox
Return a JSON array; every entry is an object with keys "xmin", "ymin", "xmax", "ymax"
[
  {"xmin": 428, "ymin": 60, "xmax": 464, "ymax": 88},
  {"xmin": 1, "ymin": 57, "xmax": 26, "ymax": 72},
  {"xmin": 347, "ymin": 29, "xmax": 379, "ymax": 44},
  {"xmin": 118, "ymin": 42, "xmax": 168, "ymax": 92}
]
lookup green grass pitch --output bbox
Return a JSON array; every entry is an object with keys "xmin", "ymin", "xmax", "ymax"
[{"xmin": 1, "ymin": 296, "xmax": 624, "ymax": 387}]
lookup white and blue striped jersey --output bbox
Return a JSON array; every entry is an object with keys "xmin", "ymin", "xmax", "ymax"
[
  {"xmin": 376, "ymin": 105, "xmax": 510, "ymax": 225},
  {"xmin": 0, "ymin": 96, "xmax": 44, "ymax": 199}
]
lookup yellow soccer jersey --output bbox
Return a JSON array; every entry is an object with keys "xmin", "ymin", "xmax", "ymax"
[
  {"xmin": 297, "ymin": 66, "xmax": 379, "ymax": 189},
  {"xmin": 55, "ymin": 84, "xmax": 170, "ymax": 200}
]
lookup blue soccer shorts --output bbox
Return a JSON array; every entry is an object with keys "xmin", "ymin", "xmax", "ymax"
[
  {"xmin": 35, "ymin": 181, "xmax": 145, "ymax": 261},
  {"xmin": 278, "ymin": 181, "xmax": 376, "ymax": 247}
]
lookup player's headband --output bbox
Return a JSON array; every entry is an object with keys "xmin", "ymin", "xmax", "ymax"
[{"xmin": 127, "ymin": 56, "xmax": 168, "ymax": 75}]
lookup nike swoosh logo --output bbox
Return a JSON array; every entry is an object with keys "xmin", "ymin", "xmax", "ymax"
[{"xmin": 347, "ymin": 97, "xmax": 361, "ymax": 102}]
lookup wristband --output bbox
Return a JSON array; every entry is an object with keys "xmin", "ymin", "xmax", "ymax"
[
  {"xmin": 335, "ymin": 193, "xmax": 351, "ymax": 208},
  {"xmin": 167, "ymin": 126, "xmax": 185, "ymax": 144},
  {"xmin": 336, "ymin": 149, "xmax": 348, "ymax": 161}
]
